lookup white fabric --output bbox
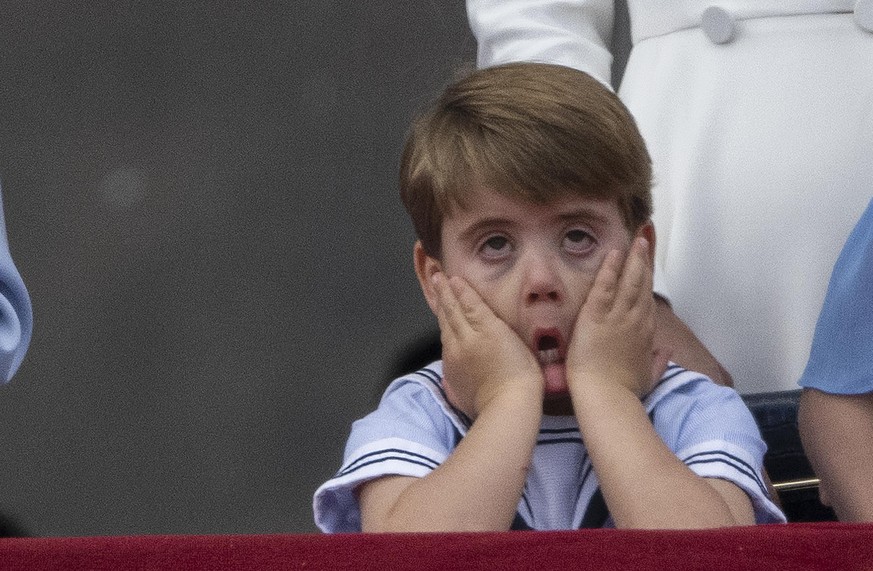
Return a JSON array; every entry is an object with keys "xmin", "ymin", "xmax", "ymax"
[
  {"xmin": 467, "ymin": 1, "xmax": 873, "ymax": 392},
  {"xmin": 313, "ymin": 361, "xmax": 785, "ymax": 533}
]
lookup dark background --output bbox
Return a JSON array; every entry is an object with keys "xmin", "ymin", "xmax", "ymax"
[{"xmin": 0, "ymin": 1, "xmax": 629, "ymax": 535}]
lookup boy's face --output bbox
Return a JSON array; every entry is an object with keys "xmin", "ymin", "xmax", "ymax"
[{"xmin": 416, "ymin": 183, "xmax": 653, "ymax": 403}]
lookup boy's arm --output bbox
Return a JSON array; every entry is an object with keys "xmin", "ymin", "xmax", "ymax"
[
  {"xmin": 567, "ymin": 239, "xmax": 754, "ymax": 528},
  {"xmin": 358, "ymin": 274, "xmax": 543, "ymax": 532}
]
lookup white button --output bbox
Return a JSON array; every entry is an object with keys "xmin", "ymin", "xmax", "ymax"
[
  {"xmin": 856, "ymin": 0, "xmax": 873, "ymax": 32},
  {"xmin": 702, "ymin": 6, "xmax": 736, "ymax": 44}
]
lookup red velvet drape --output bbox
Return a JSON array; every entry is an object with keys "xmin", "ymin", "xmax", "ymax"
[{"xmin": 2, "ymin": 522, "xmax": 870, "ymax": 570}]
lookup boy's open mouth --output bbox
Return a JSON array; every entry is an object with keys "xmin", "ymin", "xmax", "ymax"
[{"xmin": 535, "ymin": 331, "xmax": 564, "ymax": 366}]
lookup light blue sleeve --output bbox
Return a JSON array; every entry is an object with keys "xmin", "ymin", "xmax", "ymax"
[
  {"xmin": 0, "ymin": 183, "xmax": 32, "ymax": 383},
  {"xmin": 313, "ymin": 374, "xmax": 461, "ymax": 533},
  {"xmin": 799, "ymin": 198, "xmax": 873, "ymax": 394},
  {"xmin": 647, "ymin": 370, "xmax": 786, "ymax": 524}
]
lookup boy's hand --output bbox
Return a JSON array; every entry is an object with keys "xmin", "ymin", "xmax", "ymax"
[
  {"xmin": 432, "ymin": 273, "xmax": 543, "ymax": 419},
  {"xmin": 566, "ymin": 238, "xmax": 661, "ymax": 398}
]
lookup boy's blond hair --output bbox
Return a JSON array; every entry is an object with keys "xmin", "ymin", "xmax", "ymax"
[{"xmin": 400, "ymin": 62, "xmax": 652, "ymax": 258}]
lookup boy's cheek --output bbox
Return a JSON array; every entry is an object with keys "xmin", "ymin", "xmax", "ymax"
[
  {"xmin": 471, "ymin": 282, "xmax": 516, "ymax": 323},
  {"xmin": 572, "ymin": 250, "xmax": 613, "ymax": 277},
  {"xmin": 447, "ymin": 266, "xmax": 507, "ymax": 311},
  {"xmin": 555, "ymin": 267, "xmax": 594, "ymax": 306}
]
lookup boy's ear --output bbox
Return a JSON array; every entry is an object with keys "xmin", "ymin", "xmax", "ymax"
[
  {"xmin": 635, "ymin": 221, "xmax": 656, "ymax": 266},
  {"xmin": 413, "ymin": 241, "xmax": 442, "ymax": 315}
]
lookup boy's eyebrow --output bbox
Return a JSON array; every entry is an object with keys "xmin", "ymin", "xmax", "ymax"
[
  {"xmin": 555, "ymin": 207, "xmax": 612, "ymax": 226},
  {"xmin": 457, "ymin": 217, "xmax": 517, "ymax": 244}
]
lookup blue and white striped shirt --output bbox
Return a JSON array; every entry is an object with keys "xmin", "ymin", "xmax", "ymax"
[{"xmin": 314, "ymin": 362, "xmax": 785, "ymax": 532}]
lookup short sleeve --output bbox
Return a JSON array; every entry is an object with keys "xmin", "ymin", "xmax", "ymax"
[
  {"xmin": 313, "ymin": 376, "xmax": 461, "ymax": 533},
  {"xmin": 799, "ymin": 199, "xmax": 873, "ymax": 394},
  {"xmin": 647, "ymin": 373, "xmax": 786, "ymax": 524}
]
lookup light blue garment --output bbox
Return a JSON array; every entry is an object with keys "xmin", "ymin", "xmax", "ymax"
[
  {"xmin": 799, "ymin": 199, "xmax": 873, "ymax": 395},
  {"xmin": 313, "ymin": 361, "xmax": 785, "ymax": 532},
  {"xmin": 0, "ymin": 183, "xmax": 32, "ymax": 382}
]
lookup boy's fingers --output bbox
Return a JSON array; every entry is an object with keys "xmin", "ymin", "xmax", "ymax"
[
  {"xmin": 585, "ymin": 249, "xmax": 622, "ymax": 315},
  {"xmin": 642, "ymin": 239, "xmax": 654, "ymax": 297},
  {"xmin": 431, "ymin": 276, "xmax": 453, "ymax": 338},
  {"xmin": 435, "ymin": 274, "xmax": 494, "ymax": 339},
  {"xmin": 615, "ymin": 238, "xmax": 651, "ymax": 311},
  {"xmin": 433, "ymin": 273, "xmax": 464, "ymax": 338},
  {"xmin": 448, "ymin": 276, "xmax": 495, "ymax": 331},
  {"xmin": 638, "ymin": 239, "xmax": 655, "ymax": 314},
  {"xmin": 631, "ymin": 240, "xmax": 655, "ymax": 339}
]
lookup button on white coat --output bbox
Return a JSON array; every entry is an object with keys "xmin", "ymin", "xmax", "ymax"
[
  {"xmin": 702, "ymin": 6, "xmax": 736, "ymax": 44},
  {"xmin": 857, "ymin": 0, "xmax": 873, "ymax": 32}
]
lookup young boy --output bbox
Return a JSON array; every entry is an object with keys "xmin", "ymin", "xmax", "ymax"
[{"xmin": 314, "ymin": 63, "xmax": 784, "ymax": 531}]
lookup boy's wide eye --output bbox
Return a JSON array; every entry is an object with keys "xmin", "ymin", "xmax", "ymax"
[
  {"xmin": 563, "ymin": 229, "xmax": 594, "ymax": 253},
  {"xmin": 479, "ymin": 235, "xmax": 510, "ymax": 258}
]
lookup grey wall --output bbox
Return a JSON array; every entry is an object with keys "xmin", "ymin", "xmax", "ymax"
[
  {"xmin": 0, "ymin": 1, "xmax": 631, "ymax": 536},
  {"xmin": 0, "ymin": 1, "xmax": 474, "ymax": 536}
]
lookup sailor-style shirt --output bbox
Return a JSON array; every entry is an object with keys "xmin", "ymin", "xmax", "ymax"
[{"xmin": 314, "ymin": 362, "xmax": 786, "ymax": 532}]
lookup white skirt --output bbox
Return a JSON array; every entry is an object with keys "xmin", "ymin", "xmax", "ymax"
[{"xmin": 620, "ymin": 8, "xmax": 873, "ymax": 392}]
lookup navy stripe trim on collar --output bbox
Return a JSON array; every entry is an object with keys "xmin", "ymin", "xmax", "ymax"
[
  {"xmin": 644, "ymin": 364, "xmax": 688, "ymax": 399},
  {"xmin": 339, "ymin": 447, "xmax": 441, "ymax": 477},
  {"xmin": 413, "ymin": 367, "xmax": 472, "ymax": 429},
  {"xmin": 537, "ymin": 437, "xmax": 583, "ymax": 445}
]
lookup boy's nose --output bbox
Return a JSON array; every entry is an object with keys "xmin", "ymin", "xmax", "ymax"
[
  {"xmin": 522, "ymin": 255, "xmax": 564, "ymax": 305},
  {"xmin": 527, "ymin": 288, "xmax": 560, "ymax": 303}
]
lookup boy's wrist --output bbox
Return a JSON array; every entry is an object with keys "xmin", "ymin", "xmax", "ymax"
[
  {"xmin": 474, "ymin": 375, "xmax": 543, "ymax": 419},
  {"xmin": 570, "ymin": 378, "xmax": 643, "ymax": 429},
  {"xmin": 568, "ymin": 368, "xmax": 645, "ymax": 404}
]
